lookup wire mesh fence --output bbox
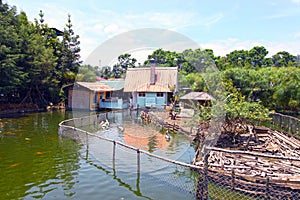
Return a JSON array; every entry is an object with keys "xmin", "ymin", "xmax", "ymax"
[{"xmin": 58, "ymin": 112, "xmax": 300, "ymax": 200}]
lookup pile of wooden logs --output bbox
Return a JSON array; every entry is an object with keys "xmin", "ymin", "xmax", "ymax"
[{"xmin": 194, "ymin": 126, "xmax": 300, "ymax": 197}]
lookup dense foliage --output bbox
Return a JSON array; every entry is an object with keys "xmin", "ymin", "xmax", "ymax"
[{"xmin": 0, "ymin": 3, "xmax": 81, "ymax": 107}]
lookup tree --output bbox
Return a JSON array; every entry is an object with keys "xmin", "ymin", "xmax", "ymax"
[
  {"xmin": 76, "ymin": 65, "xmax": 98, "ymax": 82},
  {"xmin": 226, "ymin": 49, "xmax": 249, "ymax": 68},
  {"xmin": 182, "ymin": 48, "xmax": 215, "ymax": 73},
  {"xmin": 145, "ymin": 48, "xmax": 188, "ymax": 69},
  {"xmin": 59, "ymin": 14, "xmax": 81, "ymax": 85},
  {"xmin": 17, "ymin": 12, "xmax": 58, "ymax": 106},
  {"xmin": 272, "ymin": 51, "xmax": 296, "ymax": 67},
  {"xmin": 248, "ymin": 46, "xmax": 268, "ymax": 67},
  {"xmin": 111, "ymin": 53, "xmax": 136, "ymax": 78},
  {"xmin": 0, "ymin": 4, "xmax": 23, "ymax": 100}
]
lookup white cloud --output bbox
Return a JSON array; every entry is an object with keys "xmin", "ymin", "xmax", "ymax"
[
  {"xmin": 291, "ymin": 0, "xmax": 300, "ymax": 3},
  {"xmin": 201, "ymin": 13, "xmax": 224, "ymax": 27},
  {"xmin": 104, "ymin": 24, "xmax": 119, "ymax": 34},
  {"xmin": 293, "ymin": 31, "xmax": 300, "ymax": 38}
]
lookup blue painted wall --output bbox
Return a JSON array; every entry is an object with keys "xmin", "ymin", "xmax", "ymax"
[{"xmin": 137, "ymin": 92, "xmax": 167, "ymax": 108}]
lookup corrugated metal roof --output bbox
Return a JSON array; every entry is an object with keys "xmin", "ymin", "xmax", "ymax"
[
  {"xmin": 100, "ymin": 80, "xmax": 125, "ymax": 90},
  {"xmin": 75, "ymin": 82, "xmax": 114, "ymax": 92},
  {"xmin": 124, "ymin": 67, "xmax": 178, "ymax": 92},
  {"xmin": 180, "ymin": 92, "xmax": 215, "ymax": 100}
]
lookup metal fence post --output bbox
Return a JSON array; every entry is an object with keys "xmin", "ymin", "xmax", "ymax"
[
  {"xmin": 113, "ymin": 140, "xmax": 116, "ymax": 165},
  {"xmin": 231, "ymin": 169, "xmax": 235, "ymax": 190},
  {"xmin": 265, "ymin": 176, "xmax": 270, "ymax": 200},
  {"xmin": 137, "ymin": 149, "xmax": 140, "ymax": 174},
  {"xmin": 196, "ymin": 169, "xmax": 203, "ymax": 200},
  {"xmin": 58, "ymin": 126, "xmax": 63, "ymax": 136},
  {"xmin": 86, "ymin": 131, "xmax": 89, "ymax": 149},
  {"xmin": 73, "ymin": 127, "xmax": 76, "ymax": 141},
  {"xmin": 289, "ymin": 118, "xmax": 292, "ymax": 134},
  {"xmin": 203, "ymin": 153, "xmax": 209, "ymax": 200}
]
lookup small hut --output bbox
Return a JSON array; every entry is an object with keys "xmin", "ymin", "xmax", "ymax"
[{"xmin": 180, "ymin": 92, "xmax": 215, "ymax": 109}]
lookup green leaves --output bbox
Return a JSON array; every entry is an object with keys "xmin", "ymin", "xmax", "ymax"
[{"xmin": 0, "ymin": 2, "xmax": 81, "ymax": 106}]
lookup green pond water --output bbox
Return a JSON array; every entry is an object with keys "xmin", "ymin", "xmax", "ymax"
[{"xmin": 0, "ymin": 111, "xmax": 196, "ymax": 200}]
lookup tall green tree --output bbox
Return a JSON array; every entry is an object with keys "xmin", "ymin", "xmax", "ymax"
[
  {"xmin": 59, "ymin": 14, "xmax": 81, "ymax": 85},
  {"xmin": 0, "ymin": 4, "xmax": 23, "ymax": 99}
]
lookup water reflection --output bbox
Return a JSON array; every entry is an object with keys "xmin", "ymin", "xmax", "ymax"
[
  {"xmin": 0, "ymin": 111, "xmax": 82, "ymax": 200},
  {"xmin": 0, "ymin": 110, "xmax": 195, "ymax": 199}
]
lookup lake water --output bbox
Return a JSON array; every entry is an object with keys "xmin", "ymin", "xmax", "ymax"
[{"xmin": 0, "ymin": 110, "xmax": 196, "ymax": 200}]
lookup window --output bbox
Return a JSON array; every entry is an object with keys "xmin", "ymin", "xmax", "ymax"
[
  {"xmin": 138, "ymin": 92, "xmax": 145, "ymax": 97},
  {"xmin": 156, "ymin": 92, "xmax": 164, "ymax": 97},
  {"xmin": 106, "ymin": 92, "xmax": 111, "ymax": 99},
  {"xmin": 93, "ymin": 93, "xmax": 98, "ymax": 104}
]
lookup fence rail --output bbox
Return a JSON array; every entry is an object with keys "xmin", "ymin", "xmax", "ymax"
[
  {"xmin": 267, "ymin": 113, "xmax": 300, "ymax": 136},
  {"xmin": 58, "ymin": 111, "xmax": 300, "ymax": 200}
]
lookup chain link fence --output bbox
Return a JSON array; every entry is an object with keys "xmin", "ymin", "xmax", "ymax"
[{"xmin": 58, "ymin": 112, "xmax": 300, "ymax": 200}]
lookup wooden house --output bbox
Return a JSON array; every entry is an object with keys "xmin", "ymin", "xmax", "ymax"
[
  {"xmin": 124, "ymin": 62, "xmax": 178, "ymax": 109},
  {"xmin": 99, "ymin": 80, "xmax": 129, "ymax": 109},
  {"xmin": 67, "ymin": 81, "xmax": 129, "ymax": 111}
]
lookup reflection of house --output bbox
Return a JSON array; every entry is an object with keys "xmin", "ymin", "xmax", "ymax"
[
  {"xmin": 123, "ymin": 124, "xmax": 169, "ymax": 150},
  {"xmin": 66, "ymin": 81, "xmax": 128, "ymax": 111},
  {"xmin": 180, "ymin": 92, "xmax": 215, "ymax": 108},
  {"xmin": 124, "ymin": 62, "xmax": 178, "ymax": 108}
]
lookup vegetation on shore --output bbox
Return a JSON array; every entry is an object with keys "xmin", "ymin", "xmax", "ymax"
[{"xmin": 1, "ymin": 2, "xmax": 299, "ymax": 118}]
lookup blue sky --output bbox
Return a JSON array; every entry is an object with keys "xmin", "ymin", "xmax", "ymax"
[{"xmin": 5, "ymin": 0, "xmax": 300, "ymax": 63}]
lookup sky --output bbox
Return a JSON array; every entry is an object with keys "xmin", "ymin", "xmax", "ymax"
[{"xmin": 5, "ymin": 0, "xmax": 300, "ymax": 65}]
